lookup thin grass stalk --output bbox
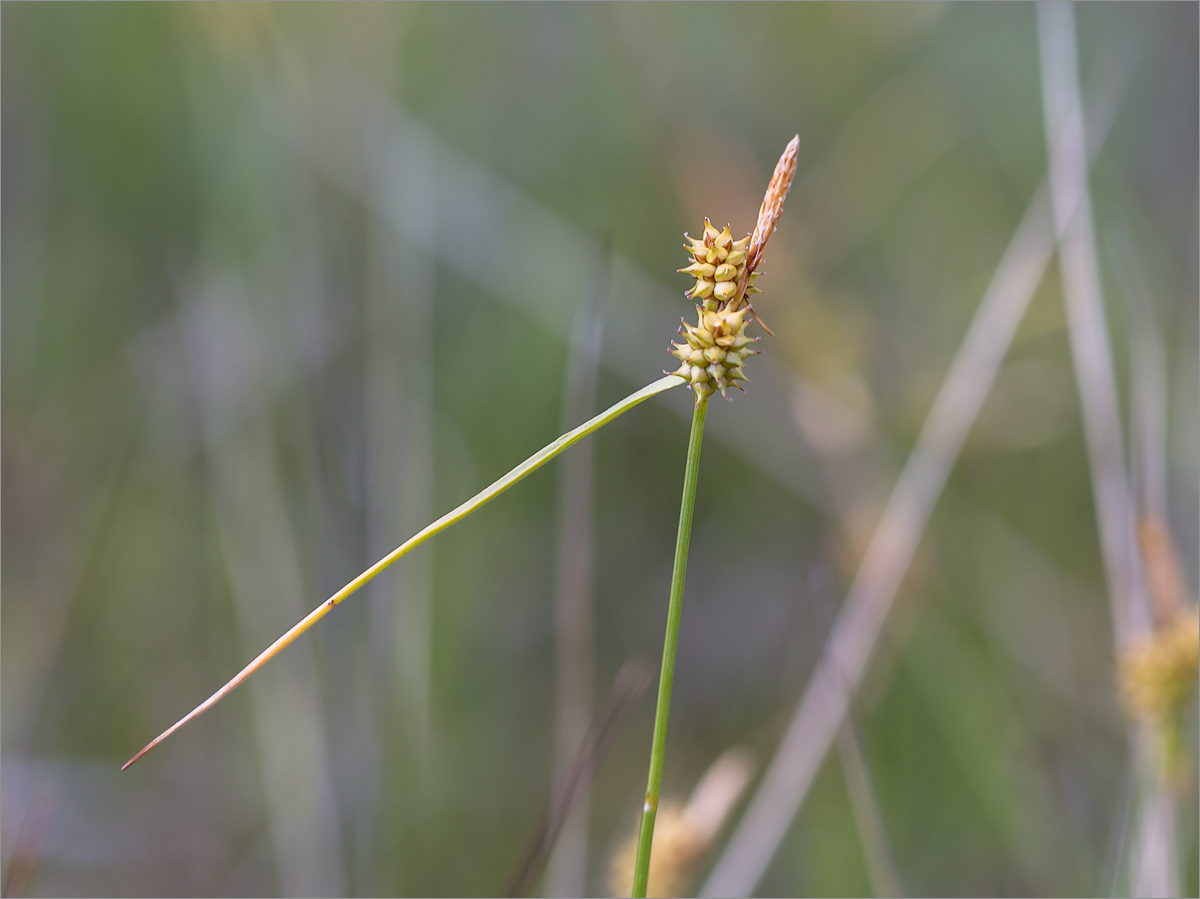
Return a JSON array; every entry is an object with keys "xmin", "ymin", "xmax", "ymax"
[
  {"xmin": 632, "ymin": 395, "xmax": 709, "ymax": 898},
  {"xmin": 1109, "ymin": 223, "xmax": 1169, "ymax": 521}
]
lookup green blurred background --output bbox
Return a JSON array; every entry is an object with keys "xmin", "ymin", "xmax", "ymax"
[{"xmin": 2, "ymin": 3, "xmax": 1197, "ymax": 896}]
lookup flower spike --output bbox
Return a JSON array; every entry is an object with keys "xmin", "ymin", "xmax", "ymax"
[{"xmin": 671, "ymin": 137, "xmax": 799, "ymax": 400}]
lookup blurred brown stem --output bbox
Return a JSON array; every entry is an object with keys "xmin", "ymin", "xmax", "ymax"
[{"xmin": 506, "ymin": 660, "xmax": 653, "ymax": 898}]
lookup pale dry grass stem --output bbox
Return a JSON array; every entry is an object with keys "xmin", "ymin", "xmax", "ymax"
[
  {"xmin": 365, "ymin": 125, "xmax": 436, "ymax": 773},
  {"xmin": 1037, "ymin": 4, "xmax": 1180, "ymax": 893},
  {"xmin": 182, "ymin": 284, "xmax": 347, "ymax": 895},
  {"xmin": 545, "ymin": 245, "xmax": 612, "ymax": 899},
  {"xmin": 702, "ymin": 47, "xmax": 1133, "ymax": 898}
]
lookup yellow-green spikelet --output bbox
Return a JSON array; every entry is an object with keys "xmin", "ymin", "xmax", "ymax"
[
  {"xmin": 669, "ymin": 304, "xmax": 759, "ymax": 400},
  {"xmin": 1119, "ymin": 607, "xmax": 1200, "ymax": 727},
  {"xmin": 672, "ymin": 219, "xmax": 761, "ymax": 400},
  {"xmin": 680, "ymin": 219, "xmax": 752, "ymax": 306}
]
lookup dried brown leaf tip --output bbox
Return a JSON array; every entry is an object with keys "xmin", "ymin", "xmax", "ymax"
[
  {"xmin": 1138, "ymin": 514, "xmax": 1189, "ymax": 629},
  {"xmin": 672, "ymin": 136, "xmax": 799, "ymax": 402}
]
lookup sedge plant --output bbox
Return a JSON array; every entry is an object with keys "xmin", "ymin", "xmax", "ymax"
[{"xmin": 123, "ymin": 135, "xmax": 800, "ymax": 896}]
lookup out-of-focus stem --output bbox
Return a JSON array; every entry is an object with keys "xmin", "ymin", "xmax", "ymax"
[
  {"xmin": 366, "ymin": 123, "xmax": 436, "ymax": 768},
  {"xmin": 546, "ymin": 247, "xmax": 610, "ymax": 898},
  {"xmin": 1036, "ymin": 5, "xmax": 1176, "ymax": 895},
  {"xmin": 632, "ymin": 395, "xmax": 709, "ymax": 898}
]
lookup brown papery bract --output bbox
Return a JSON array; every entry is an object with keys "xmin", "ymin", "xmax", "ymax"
[{"xmin": 744, "ymin": 135, "xmax": 799, "ymax": 285}]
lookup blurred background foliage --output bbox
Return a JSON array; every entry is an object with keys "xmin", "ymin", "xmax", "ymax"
[{"xmin": 2, "ymin": 3, "xmax": 1197, "ymax": 897}]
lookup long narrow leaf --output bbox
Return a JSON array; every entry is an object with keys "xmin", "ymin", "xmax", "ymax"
[{"xmin": 124, "ymin": 374, "xmax": 683, "ymax": 770}]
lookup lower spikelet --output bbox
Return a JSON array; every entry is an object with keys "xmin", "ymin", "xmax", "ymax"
[{"xmin": 668, "ymin": 304, "xmax": 760, "ymax": 401}]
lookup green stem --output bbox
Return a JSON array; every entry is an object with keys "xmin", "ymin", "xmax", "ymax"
[{"xmin": 632, "ymin": 394, "xmax": 709, "ymax": 897}]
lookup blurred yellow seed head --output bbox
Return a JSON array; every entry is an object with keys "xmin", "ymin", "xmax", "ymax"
[{"xmin": 1119, "ymin": 607, "xmax": 1199, "ymax": 728}]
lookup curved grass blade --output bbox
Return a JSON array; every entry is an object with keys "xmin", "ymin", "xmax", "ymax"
[{"xmin": 124, "ymin": 374, "xmax": 684, "ymax": 770}]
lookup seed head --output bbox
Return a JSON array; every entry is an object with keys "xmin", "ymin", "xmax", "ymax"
[
  {"xmin": 672, "ymin": 136, "xmax": 798, "ymax": 402},
  {"xmin": 669, "ymin": 304, "xmax": 759, "ymax": 401},
  {"xmin": 680, "ymin": 219, "xmax": 756, "ymax": 308},
  {"xmin": 1119, "ymin": 607, "xmax": 1199, "ymax": 728}
]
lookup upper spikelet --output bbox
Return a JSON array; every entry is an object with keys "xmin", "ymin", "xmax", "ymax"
[{"xmin": 679, "ymin": 219, "xmax": 760, "ymax": 309}]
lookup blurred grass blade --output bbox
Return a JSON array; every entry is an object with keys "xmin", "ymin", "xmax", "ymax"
[
  {"xmin": 506, "ymin": 659, "xmax": 652, "ymax": 898},
  {"xmin": 811, "ymin": 572, "xmax": 903, "ymax": 899},
  {"xmin": 185, "ymin": 276, "xmax": 349, "ymax": 894},
  {"xmin": 123, "ymin": 374, "xmax": 684, "ymax": 770},
  {"xmin": 365, "ymin": 124, "xmax": 437, "ymax": 770},
  {"xmin": 1037, "ymin": 0, "xmax": 1147, "ymax": 651},
  {"xmin": 546, "ymin": 240, "xmax": 612, "ymax": 898},
  {"xmin": 1037, "ymin": 5, "xmax": 1177, "ymax": 896}
]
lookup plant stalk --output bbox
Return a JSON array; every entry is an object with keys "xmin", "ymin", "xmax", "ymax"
[{"xmin": 631, "ymin": 394, "xmax": 709, "ymax": 898}]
